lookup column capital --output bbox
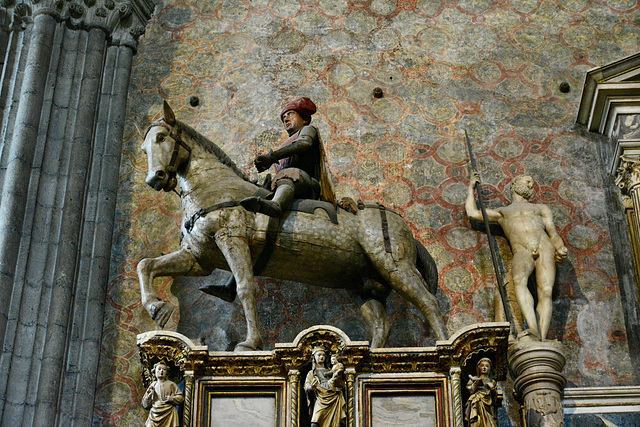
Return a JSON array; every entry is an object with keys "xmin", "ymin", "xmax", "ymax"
[
  {"xmin": 1, "ymin": 0, "xmax": 155, "ymax": 48},
  {"xmin": 615, "ymin": 156, "xmax": 640, "ymax": 194}
]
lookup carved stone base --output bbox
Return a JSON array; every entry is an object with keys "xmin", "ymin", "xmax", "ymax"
[{"xmin": 509, "ymin": 339, "xmax": 566, "ymax": 427}]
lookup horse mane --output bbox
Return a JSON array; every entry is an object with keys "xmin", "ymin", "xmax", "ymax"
[{"xmin": 149, "ymin": 118, "xmax": 250, "ymax": 182}]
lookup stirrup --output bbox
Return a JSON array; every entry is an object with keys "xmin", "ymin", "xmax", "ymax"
[{"xmin": 240, "ymin": 196, "xmax": 282, "ymax": 217}]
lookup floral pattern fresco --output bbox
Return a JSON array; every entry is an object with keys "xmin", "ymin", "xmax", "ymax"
[{"xmin": 94, "ymin": 0, "xmax": 640, "ymax": 424}]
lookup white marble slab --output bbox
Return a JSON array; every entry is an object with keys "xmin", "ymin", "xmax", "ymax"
[
  {"xmin": 371, "ymin": 393, "xmax": 436, "ymax": 427},
  {"xmin": 209, "ymin": 396, "xmax": 276, "ymax": 427}
]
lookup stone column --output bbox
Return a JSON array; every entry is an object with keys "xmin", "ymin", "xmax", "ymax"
[
  {"xmin": 450, "ymin": 366, "xmax": 464, "ymax": 427},
  {"xmin": 287, "ymin": 369, "xmax": 300, "ymax": 427},
  {"xmin": 509, "ymin": 340, "xmax": 566, "ymax": 427},
  {"xmin": 615, "ymin": 159, "xmax": 640, "ymax": 288},
  {"xmin": 0, "ymin": 1, "xmax": 154, "ymax": 425}
]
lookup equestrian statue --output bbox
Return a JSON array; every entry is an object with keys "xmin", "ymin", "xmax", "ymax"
[{"xmin": 137, "ymin": 100, "xmax": 447, "ymax": 351}]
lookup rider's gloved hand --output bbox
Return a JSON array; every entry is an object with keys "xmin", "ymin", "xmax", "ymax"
[{"xmin": 255, "ymin": 151, "xmax": 276, "ymax": 172}]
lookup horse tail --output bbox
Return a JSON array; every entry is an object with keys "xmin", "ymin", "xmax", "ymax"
[{"xmin": 415, "ymin": 238, "xmax": 438, "ymax": 295}]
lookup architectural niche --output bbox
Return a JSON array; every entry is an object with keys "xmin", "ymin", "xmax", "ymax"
[
  {"xmin": 578, "ymin": 52, "xmax": 640, "ymax": 378},
  {"xmin": 0, "ymin": 0, "xmax": 154, "ymax": 424}
]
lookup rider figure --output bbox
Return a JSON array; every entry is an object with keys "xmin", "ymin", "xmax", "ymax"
[
  {"xmin": 200, "ymin": 98, "xmax": 337, "ymax": 302},
  {"xmin": 240, "ymin": 97, "xmax": 336, "ymax": 217}
]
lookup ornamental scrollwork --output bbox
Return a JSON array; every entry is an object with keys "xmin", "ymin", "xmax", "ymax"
[{"xmin": 615, "ymin": 156, "xmax": 640, "ymax": 195}]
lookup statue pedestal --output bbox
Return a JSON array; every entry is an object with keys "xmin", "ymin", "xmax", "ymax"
[
  {"xmin": 137, "ymin": 323, "xmax": 510, "ymax": 427},
  {"xmin": 509, "ymin": 339, "xmax": 566, "ymax": 427}
]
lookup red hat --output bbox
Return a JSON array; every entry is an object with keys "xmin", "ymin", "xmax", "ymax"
[{"xmin": 280, "ymin": 97, "xmax": 317, "ymax": 122}]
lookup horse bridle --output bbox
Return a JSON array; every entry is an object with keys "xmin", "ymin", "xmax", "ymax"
[{"xmin": 164, "ymin": 124, "xmax": 192, "ymax": 176}]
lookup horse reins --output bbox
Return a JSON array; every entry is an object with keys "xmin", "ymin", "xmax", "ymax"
[
  {"xmin": 156, "ymin": 123, "xmax": 395, "ymax": 258},
  {"xmin": 166, "ymin": 125, "xmax": 192, "ymax": 177},
  {"xmin": 144, "ymin": 121, "xmax": 192, "ymax": 183}
]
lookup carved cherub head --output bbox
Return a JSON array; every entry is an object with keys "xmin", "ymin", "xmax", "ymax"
[{"xmin": 330, "ymin": 353, "xmax": 340, "ymax": 366}]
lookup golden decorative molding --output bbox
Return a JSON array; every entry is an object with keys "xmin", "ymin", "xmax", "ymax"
[{"xmin": 137, "ymin": 323, "xmax": 510, "ymax": 426}]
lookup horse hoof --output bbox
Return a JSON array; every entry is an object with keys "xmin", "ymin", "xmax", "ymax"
[
  {"xmin": 234, "ymin": 340, "xmax": 263, "ymax": 352},
  {"xmin": 149, "ymin": 301, "xmax": 175, "ymax": 328}
]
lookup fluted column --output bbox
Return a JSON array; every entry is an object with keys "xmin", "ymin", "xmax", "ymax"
[
  {"xmin": 0, "ymin": 1, "xmax": 154, "ymax": 425},
  {"xmin": 0, "ymin": 10, "xmax": 56, "ymax": 347}
]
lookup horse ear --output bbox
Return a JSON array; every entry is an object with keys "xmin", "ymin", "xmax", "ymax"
[
  {"xmin": 134, "ymin": 122, "xmax": 145, "ymax": 140},
  {"xmin": 163, "ymin": 100, "xmax": 176, "ymax": 125}
]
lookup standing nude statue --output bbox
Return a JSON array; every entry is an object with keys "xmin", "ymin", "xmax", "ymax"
[{"xmin": 465, "ymin": 172, "xmax": 568, "ymax": 340}]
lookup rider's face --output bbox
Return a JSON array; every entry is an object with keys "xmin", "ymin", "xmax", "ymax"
[{"xmin": 282, "ymin": 110, "xmax": 307, "ymax": 134}]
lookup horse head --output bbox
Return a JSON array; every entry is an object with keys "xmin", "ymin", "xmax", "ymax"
[{"xmin": 140, "ymin": 101, "xmax": 192, "ymax": 192}]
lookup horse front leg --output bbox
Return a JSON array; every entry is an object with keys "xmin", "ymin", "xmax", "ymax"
[
  {"xmin": 214, "ymin": 231, "xmax": 263, "ymax": 352},
  {"xmin": 138, "ymin": 248, "xmax": 210, "ymax": 327}
]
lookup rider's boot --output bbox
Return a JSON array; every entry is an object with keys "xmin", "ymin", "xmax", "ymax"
[
  {"xmin": 199, "ymin": 274, "xmax": 237, "ymax": 302},
  {"xmin": 240, "ymin": 179, "xmax": 294, "ymax": 217}
]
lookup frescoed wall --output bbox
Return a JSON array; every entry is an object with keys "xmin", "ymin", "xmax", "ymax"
[{"xmin": 94, "ymin": 0, "xmax": 640, "ymax": 424}]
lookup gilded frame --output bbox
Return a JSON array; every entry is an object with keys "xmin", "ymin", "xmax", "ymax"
[
  {"xmin": 356, "ymin": 373, "xmax": 450, "ymax": 427},
  {"xmin": 194, "ymin": 376, "xmax": 286, "ymax": 427}
]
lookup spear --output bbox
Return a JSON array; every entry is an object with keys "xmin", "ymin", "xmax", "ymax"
[{"xmin": 464, "ymin": 130, "xmax": 516, "ymax": 337}]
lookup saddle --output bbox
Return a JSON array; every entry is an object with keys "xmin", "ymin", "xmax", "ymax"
[{"xmin": 290, "ymin": 199, "xmax": 338, "ymax": 224}]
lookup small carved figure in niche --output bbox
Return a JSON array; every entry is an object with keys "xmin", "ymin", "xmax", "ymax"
[
  {"xmin": 142, "ymin": 361, "xmax": 184, "ymax": 427},
  {"xmin": 240, "ymin": 97, "xmax": 336, "ymax": 217},
  {"xmin": 327, "ymin": 353, "xmax": 344, "ymax": 391},
  {"xmin": 465, "ymin": 172, "xmax": 568, "ymax": 340},
  {"xmin": 465, "ymin": 358, "xmax": 501, "ymax": 427},
  {"xmin": 305, "ymin": 347, "xmax": 347, "ymax": 427}
]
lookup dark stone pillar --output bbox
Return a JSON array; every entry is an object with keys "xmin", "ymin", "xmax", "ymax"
[{"xmin": 0, "ymin": 1, "xmax": 154, "ymax": 425}]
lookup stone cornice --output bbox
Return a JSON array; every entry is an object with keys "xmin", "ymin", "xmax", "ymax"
[
  {"xmin": 0, "ymin": 0, "xmax": 155, "ymax": 48},
  {"xmin": 577, "ymin": 53, "xmax": 640, "ymax": 137},
  {"xmin": 564, "ymin": 386, "xmax": 640, "ymax": 414}
]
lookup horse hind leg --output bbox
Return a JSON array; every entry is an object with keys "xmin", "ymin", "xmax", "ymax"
[
  {"xmin": 137, "ymin": 248, "xmax": 211, "ymax": 327},
  {"xmin": 352, "ymin": 279, "xmax": 391, "ymax": 348},
  {"xmin": 214, "ymin": 232, "xmax": 263, "ymax": 352},
  {"xmin": 371, "ymin": 257, "xmax": 448, "ymax": 341}
]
